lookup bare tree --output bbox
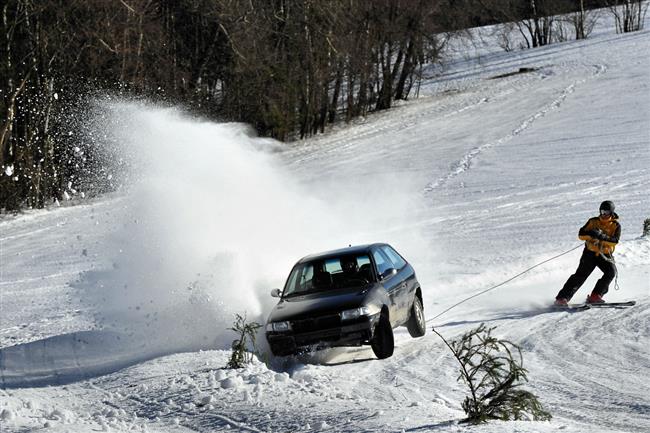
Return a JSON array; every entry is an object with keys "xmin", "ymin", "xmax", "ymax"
[
  {"xmin": 607, "ymin": 0, "xmax": 648, "ymax": 33},
  {"xmin": 0, "ymin": 0, "xmax": 460, "ymax": 211},
  {"xmin": 479, "ymin": 0, "xmax": 574, "ymax": 49},
  {"xmin": 568, "ymin": 0, "xmax": 601, "ymax": 39}
]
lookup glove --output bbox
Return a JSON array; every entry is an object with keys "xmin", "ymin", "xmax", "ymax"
[{"xmin": 592, "ymin": 229, "xmax": 609, "ymax": 241}]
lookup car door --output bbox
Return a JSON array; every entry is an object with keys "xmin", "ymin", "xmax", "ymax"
[
  {"xmin": 380, "ymin": 245, "xmax": 413, "ymax": 324},
  {"xmin": 371, "ymin": 247, "xmax": 404, "ymax": 325}
]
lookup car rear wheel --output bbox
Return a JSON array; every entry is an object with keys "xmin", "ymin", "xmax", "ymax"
[
  {"xmin": 406, "ymin": 296, "xmax": 426, "ymax": 338},
  {"xmin": 371, "ymin": 312, "xmax": 394, "ymax": 359}
]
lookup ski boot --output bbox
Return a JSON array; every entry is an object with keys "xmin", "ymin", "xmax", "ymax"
[
  {"xmin": 586, "ymin": 293, "xmax": 605, "ymax": 304},
  {"xmin": 554, "ymin": 298, "xmax": 569, "ymax": 307}
]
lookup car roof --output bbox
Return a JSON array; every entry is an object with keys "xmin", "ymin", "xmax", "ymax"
[{"xmin": 297, "ymin": 243, "xmax": 389, "ymax": 263}]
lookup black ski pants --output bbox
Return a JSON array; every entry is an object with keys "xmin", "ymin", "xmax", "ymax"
[{"xmin": 556, "ymin": 248, "xmax": 616, "ymax": 301}]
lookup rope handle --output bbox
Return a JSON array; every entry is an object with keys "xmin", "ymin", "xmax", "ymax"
[{"xmin": 598, "ymin": 242, "xmax": 619, "ymax": 291}]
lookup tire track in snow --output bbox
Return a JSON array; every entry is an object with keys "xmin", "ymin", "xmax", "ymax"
[{"xmin": 423, "ymin": 64, "xmax": 608, "ymax": 193}]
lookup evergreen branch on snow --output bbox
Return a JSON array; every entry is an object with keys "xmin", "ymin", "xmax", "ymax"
[
  {"xmin": 226, "ymin": 313, "xmax": 261, "ymax": 369},
  {"xmin": 433, "ymin": 323, "xmax": 551, "ymax": 424}
]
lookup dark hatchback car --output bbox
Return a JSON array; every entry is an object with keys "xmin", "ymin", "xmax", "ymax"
[{"xmin": 265, "ymin": 243, "xmax": 425, "ymax": 359}]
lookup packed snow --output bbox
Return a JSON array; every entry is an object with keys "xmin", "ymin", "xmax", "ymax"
[{"xmin": 1, "ymin": 12, "xmax": 649, "ymax": 433}]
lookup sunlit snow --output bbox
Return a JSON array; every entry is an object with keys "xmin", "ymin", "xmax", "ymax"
[{"xmin": 1, "ymin": 12, "xmax": 649, "ymax": 433}]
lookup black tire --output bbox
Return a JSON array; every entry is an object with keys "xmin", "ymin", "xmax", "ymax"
[
  {"xmin": 406, "ymin": 296, "xmax": 426, "ymax": 338},
  {"xmin": 371, "ymin": 312, "xmax": 394, "ymax": 359}
]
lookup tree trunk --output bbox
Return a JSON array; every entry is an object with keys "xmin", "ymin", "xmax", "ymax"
[
  {"xmin": 0, "ymin": 71, "xmax": 30, "ymax": 167},
  {"xmin": 395, "ymin": 38, "xmax": 414, "ymax": 100},
  {"xmin": 329, "ymin": 63, "xmax": 342, "ymax": 123}
]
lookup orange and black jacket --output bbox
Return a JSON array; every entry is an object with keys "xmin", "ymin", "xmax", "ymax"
[{"xmin": 578, "ymin": 213, "xmax": 621, "ymax": 256}]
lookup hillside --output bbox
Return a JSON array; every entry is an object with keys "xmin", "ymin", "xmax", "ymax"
[{"xmin": 1, "ymin": 14, "xmax": 649, "ymax": 433}]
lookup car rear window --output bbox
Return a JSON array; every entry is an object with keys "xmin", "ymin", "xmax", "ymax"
[
  {"xmin": 381, "ymin": 245, "xmax": 407, "ymax": 270},
  {"xmin": 372, "ymin": 249, "xmax": 392, "ymax": 276}
]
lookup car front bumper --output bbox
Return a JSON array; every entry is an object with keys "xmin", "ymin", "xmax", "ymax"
[{"xmin": 266, "ymin": 316, "xmax": 378, "ymax": 356}]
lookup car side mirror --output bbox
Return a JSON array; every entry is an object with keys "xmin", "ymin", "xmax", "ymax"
[
  {"xmin": 380, "ymin": 268, "xmax": 397, "ymax": 280},
  {"xmin": 270, "ymin": 288, "xmax": 282, "ymax": 298}
]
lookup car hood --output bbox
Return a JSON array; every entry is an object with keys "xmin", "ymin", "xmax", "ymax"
[{"xmin": 267, "ymin": 285, "xmax": 376, "ymax": 323}]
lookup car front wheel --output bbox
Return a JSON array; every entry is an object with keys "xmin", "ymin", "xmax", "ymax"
[
  {"xmin": 406, "ymin": 296, "xmax": 426, "ymax": 338},
  {"xmin": 371, "ymin": 312, "xmax": 394, "ymax": 359}
]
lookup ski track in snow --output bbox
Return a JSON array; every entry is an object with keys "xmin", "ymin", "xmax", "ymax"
[
  {"xmin": 521, "ymin": 303, "xmax": 650, "ymax": 432},
  {"xmin": 424, "ymin": 63, "xmax": 608, "ymax": 192},
  {"xmin": 284, "ymin": 62, "xmax": 543, "ymax": 168}
]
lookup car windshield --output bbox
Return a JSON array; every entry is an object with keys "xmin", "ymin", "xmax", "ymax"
[{"xmin": 283, "ymin": 254, "xmax": 373, "ymax": 297}]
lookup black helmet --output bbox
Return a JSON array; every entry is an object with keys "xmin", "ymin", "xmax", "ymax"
[{"xmin": 599, "ymin": 200, "xmax": 615, "ymax": 213}]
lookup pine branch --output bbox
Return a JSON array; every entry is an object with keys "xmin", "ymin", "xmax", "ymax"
[{"xmin": 434, "ymin": 323, "xmax": 552, "ymax": 424}]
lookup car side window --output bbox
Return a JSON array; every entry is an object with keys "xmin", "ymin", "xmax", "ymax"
[
  {"xmin": 286, "ymin": 264, "xmax": 314, "ymax": 294},
  {"xmin": 301, "ymin": 265, "xmax": 314, "ymax": 290},
  {"xmin": 381, "ymin": 246, "xmax": 407, "ymax": 270},
  {"xmin": 372, "ymin": 249, "xmax": 392, "ymax": 277}
]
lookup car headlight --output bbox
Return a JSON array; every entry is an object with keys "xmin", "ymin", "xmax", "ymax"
[
  {"xmin": 266, "ymin": 321, "xmax": 292, "ymax": 332},
  {"xmin": 340, "ymin": 306, "xmax": 372, "ymax": 321}
]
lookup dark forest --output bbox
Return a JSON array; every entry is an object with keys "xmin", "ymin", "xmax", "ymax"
[{"xmin": 1, "ymin": 0, "xmax": 644, "ymax": 211}]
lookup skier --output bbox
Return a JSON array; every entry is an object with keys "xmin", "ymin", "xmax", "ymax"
[{"xmin": 554, "ymin": 201, "xmax": 620, "ymax": 306}]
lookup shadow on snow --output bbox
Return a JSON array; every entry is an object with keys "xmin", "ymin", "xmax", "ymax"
[{"xmin": 0, "ymin": 330, "xmax": 167, "ymax": 389}]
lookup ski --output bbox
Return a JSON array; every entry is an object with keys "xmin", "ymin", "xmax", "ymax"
[
  {"xmin": 586, "ymin": 301, "xmax": 636, "ymax": 308},
  {"xmin": 551, "ymin": 304, "xmax": 591, "ymax": 311},
  {"xmin": 551, "ymin": 300, "xmax": 636, "ymax": 312}
]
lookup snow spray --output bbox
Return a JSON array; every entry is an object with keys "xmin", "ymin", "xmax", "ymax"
[{"xmin": 73, "ymin": 100, "xmax": 433, "ymax": 358}]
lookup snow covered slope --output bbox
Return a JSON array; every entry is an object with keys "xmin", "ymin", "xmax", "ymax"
[{"xmin": 1, "ymin": 14, "xmax": 649, "ymax": 433}]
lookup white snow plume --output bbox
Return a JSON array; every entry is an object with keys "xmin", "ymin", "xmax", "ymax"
[
  {"xmin": 72, "ymin": 101, "xmax": 431, "ymax": 359},
  {"xmin": 73, "ymin": 101, "xmax": 322, "ymax": 354}
]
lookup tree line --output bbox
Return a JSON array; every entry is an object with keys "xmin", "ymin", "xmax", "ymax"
[{"xmin": 1, "ymin": 0, "xmax": 647, "ymax": 211}]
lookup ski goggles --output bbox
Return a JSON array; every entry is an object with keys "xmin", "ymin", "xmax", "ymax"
[{"xmin": 600, "ymin": 209, "xmax": 612, "ymax": 216}]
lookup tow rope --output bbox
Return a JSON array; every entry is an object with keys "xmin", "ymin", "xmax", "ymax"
[
  {"xmin": 599, "ymin": 244, "xmax": 620, "ymax": 292},
  {"xmin": 426, "ymin": 244, "xmax": 585, "ymax": 323}
]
